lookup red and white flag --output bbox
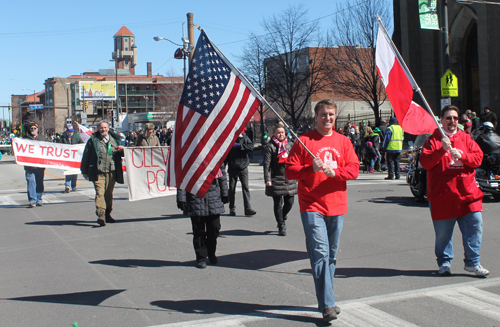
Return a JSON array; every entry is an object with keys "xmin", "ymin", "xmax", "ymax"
[
  {"xmin": 376, "ymin": 26, "xmax": 437, "ymax": 135},
  {"xmin": 78, "ymin": 124, "xmax": 93, "ymax": 142},
  {"xmin": 165, "ymin": 30, "xmax": 261, "ymax": 198}
]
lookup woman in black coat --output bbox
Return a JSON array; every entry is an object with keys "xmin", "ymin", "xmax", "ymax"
[
  {"xmin": 263, "ymin": 123, "xmax": 298, "ymax": 236},
  {"xmin": 176, "ymin": 164, "xmax": 229, "ymax": 269}
]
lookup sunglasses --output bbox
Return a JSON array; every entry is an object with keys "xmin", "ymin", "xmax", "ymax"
[
  {"xmin": 30, "ymin": 127, "xmax": 38, "ymax": 130},
  {"xmin": 444, "ymin": 116, "xmax": 459, "ymax": 121}
]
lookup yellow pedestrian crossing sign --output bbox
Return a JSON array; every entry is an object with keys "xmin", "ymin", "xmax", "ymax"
[{"xmin": 441, "ymin": 69, "xmax": 458, "ymax": 97}]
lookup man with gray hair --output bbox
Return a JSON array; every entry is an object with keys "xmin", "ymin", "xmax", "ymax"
[{"xmin": 81, "ymin": 121, "xmax": 124, "ymax": 226}]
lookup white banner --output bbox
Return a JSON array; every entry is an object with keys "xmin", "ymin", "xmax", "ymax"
[
  {"xmin": 12, "ymin": 138, "xmax": 84, "ymax": 173},
  {"xmin": 123, "ymin": 146, "xmax": 176, "ymax": 202}
]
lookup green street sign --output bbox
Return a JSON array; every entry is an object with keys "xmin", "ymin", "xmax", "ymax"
[
  {"xmin": 419, "ymin": 0, "xmax": 439, "ymax": 30},
  {"xmin": 441, "ymin": 69, "xmax": 458, "ymax": 97}
]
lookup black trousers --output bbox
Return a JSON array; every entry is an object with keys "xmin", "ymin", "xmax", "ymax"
[
  {"xmin": 228, "ymin": 167, "xmax": 251, "ymax": 211},
  {"xmin": 387, "ymin": 152, "xmax": 401, "ymax": 178},
  {"xmin": 190, "ymin": 214, "xmax": 221, "ymax": 262},
  {"xmin": 272, "ymin": 195, "xmax": 294, "ymax": 227}
]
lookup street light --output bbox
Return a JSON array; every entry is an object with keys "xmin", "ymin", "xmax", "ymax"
[{"xmin": 154, "ymin": 32, "xmax": 190, "ymax": 80}]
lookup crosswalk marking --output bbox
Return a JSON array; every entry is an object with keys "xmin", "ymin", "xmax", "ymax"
[
  {"xmin": 42, "ymin": 194, "xmax": 65, "ymax": 203},
  {"xmin": 148, "ymin": 278, "xmax": 500, "ymax": 327},
  {"xmin": 428, "ymin": 286, "xmax": 500, "ymax": 322},
  {"xmin": 336, "ymin": 303, "xmax": 419, "ymax": 327},
  {"xmin": 0, "ymin": 195, "xmax": 21, "ymax": 207}
]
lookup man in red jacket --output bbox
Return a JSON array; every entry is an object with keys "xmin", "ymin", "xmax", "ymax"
[
  {"xmin": 420, "ymin": 105, "xmax": 489, "ymax": 277},
  {"xmin": 286, "ymin": 99, "xmax": 359, "ymax": 322}
]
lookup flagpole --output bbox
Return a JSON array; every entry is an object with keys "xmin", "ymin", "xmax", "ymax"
[
  {"xmin": 376, "ymin": 16, "xmax": 445, "ymax": 138},
  {"xmin": 203, "ymin": 30, "xmax": 316, "ymax": 159}
]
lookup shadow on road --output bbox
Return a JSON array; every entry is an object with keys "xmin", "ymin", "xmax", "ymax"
[
  {"xmin": 90, "ymin": 249, "xmax": 308, "ymax": 271},
  {"xmin": 25, "ymin": 214, "xmax": 187, "ymax": 227},
  {"xmin": 219, "ymin": 229, "xmax": 274, "ymax": 237},
  {"xmin": 150, "ymin": 299, "xmax": 327, "ymax": 325},
  {"xmin": 364, "ymin": 196, "xmax": 429, "ymax": 207},
  {"xmin": 298, "ymin": 267, "xmax": 472, "ymax": 278},
  {"xmin": 4, "ymin": 289, "xmax": 125, "ymax": 306}
]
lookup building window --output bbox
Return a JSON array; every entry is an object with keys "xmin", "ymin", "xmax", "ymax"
[
  {"xmin": 132, "ymin": 97, "xmax": 135, "ymax": 102},
  {"xmin": 146, "ymin": 85, "xmax": 150, "ymax": 90},
  {"xmin": 131, "ymin": 86, "xmax": 135, "ymax": 91},
  {"xmin": 125, "ymin": 47, "xmax": 128, "ymax": 51},
  {"xmin": 125, "ymin": 38, "xmax": 128, "ymax": 42},
  {"xmin": 136, "ymin": 86, "xmax": 140, "ymax": 91}
]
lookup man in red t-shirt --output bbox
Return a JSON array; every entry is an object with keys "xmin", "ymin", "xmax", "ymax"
[
  {"xmin": 286, "ymin": 99, "xmax": 359, "ymax": 322},
  {"xmin": 420, "ymin": 105, "xmax": 489, "ymax": 277}
]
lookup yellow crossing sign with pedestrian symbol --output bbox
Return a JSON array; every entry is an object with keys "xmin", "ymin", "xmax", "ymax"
[{"xmin": 441, "ymin": 69, "xmax": 458, "ymax": 97}]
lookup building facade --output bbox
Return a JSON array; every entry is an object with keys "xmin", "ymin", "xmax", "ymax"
[{"xmin": 394, "ymin": 0, "xmax": 500, "ymax": 120}]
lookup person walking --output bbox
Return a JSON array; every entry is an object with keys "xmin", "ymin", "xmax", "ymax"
[
  {"xmin": 177, "ymin": 164, "xmax": 228, "ymax": 269},
  {"xmin": 420, "ymin": 105, "xmax": 489, "ymax": 277},
  {"xmin": 80, "ymin": 121, "xmax": 124, "ymax": 227},
  {"xmin": 382, "ymin": 117, "xmax": 404, "ymax": 180},
  {"xmin": 286, "ymin": 99, "xmax": 359, "ymax": 322},
  {"xmin": 23, "ymin": 122, "xmax": 48, "ymax": 207},
  {"xmin": 60, "ymin": 124, "xmax": 84, "ymax": 193},
  {"xmin": 263, "ymin": 122, "xmax": 297, "ymax": 236},
  {"xmin": 225, "ymin": 130, "xmax": 256, "ymax": 216},
  {"xmin": 135, "ymin": 123, "xmax": 160, "ymax": 146}
]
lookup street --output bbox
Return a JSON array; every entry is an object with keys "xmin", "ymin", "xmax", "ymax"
[{"xmin": 1, "ymin": 152, "xmax": 499, "ymax": 327}]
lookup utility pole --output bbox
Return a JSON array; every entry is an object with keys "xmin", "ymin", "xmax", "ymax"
[
  {"xmin": 440, "ymin": 0, "xmax": 451, "ymax": 107},
  {"xmin": 187, "ymin": 13, "xmax": 195, "ymax": 61}
]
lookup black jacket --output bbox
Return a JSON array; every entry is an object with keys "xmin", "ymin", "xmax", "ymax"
[
  {"xmin": 263, "ymin": 140, "xmax": 297, "ymax": 197},
  {"xmin": 177, "ymin": 165, "xmax": 229, "ymax": 217},
  {"xmin": 80, "ymin": 131, "xmax": 124, "ymax": 183},
  {"xmin": 60, "ymin": 132, "xmax": 84, "ymax": 145},
  {"xmin": 476, "ymin": 131, "xmax": 500, "ymax": 155},
  {"xmin": 225, "ymin": 134, "xmax": 253, "ymax": 170}
]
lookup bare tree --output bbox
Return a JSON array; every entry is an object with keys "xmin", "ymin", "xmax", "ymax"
[
  {"xmin": 327, "ymin": 0, "xmax": 392, "ymax": 126},
  {"xmin": 238, "ymin": 33, "xmax": 269, "ymax": 145},
  {"xmin": 259, "ymin": 5, "xmax": 331, "ymax": 130},
  {"xmin": 156, "ymin": 68, "xmax": 184, "ymax": 127}
]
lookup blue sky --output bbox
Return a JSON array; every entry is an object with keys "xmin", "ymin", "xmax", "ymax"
[{"xmin": 0, "ymin": 0, "xmax": 392, "ymax": 121}]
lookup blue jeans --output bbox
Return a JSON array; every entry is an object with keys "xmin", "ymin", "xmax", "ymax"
[
  {"xmin": 65, "ymin": 175, "xmax": 78, "ymax": 189},
  {"xmin": 432, "ymin": 211, "xmax": 483, "ymax": 267},
  {"xmin": 25, "ymin": 168, "xmax": 45, "ymax": 204},
  {"xmin": 300, "ymin": 212, "xmax": 343, "ymax": 311}
]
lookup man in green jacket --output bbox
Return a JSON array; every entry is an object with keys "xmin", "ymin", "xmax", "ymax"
[{"xmin": 81, "ymin": 121, "xmax": 124, "ymax": 226}]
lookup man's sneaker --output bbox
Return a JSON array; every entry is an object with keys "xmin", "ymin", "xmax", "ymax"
[
  {"xmin": 36, "ymin": 202, "xmax": 43, "ymax": 206},
  {"xmin": 65, "ymin": 186, "xmax": 70, "ymax": 193},
  {"xmin": 438, "ymin": 263, "xmax": 451, "ymax": 275},
  {"xmin": 72, "ymin": 187, "xmax": 77, "ymax": 192},
  {"xmin": 464, "ymin": 264, "xmax": 490, "ymax": 277},
  {"xmin": 29, "ymin": 203, "xmax": 36, "ymax": 208},
  {"xmin": 385, "ymin": 176, "xmax": 394, "ymax": 180},
  {"xmin": 322, "ymin": 307, "xmax": 338, "ymax": 322},
  {"xmin": 229, "ymin": 210, "xmax": 236, "ymax": 216}
]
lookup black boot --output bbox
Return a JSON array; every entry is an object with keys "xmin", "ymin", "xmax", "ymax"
[
  {"xmin": 278, "ymin": 223, "xmax": 287, "ymax": 236},
  {"xmin": 105, "ymin": 209, "xmax": 115, "ymax": 223}
]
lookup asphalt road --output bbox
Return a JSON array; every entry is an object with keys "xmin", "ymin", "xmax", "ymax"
[{"xmin": 1, "ymin": 152, "xmax": 499, "ymax": 327}]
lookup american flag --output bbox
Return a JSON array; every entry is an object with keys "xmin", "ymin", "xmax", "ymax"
[{"xmin": 165, "ymin": 30, "xmax": 261, "ymax": 198}]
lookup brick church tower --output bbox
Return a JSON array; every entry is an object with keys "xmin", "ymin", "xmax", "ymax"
[{"xmin": 112, "ymin": 25, "xmax": 137, "ymax": 75}]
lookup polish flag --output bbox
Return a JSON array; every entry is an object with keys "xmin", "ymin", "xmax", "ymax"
[
  {"xmin": 376, "ymin": 26, "xmax": 437, "ymax": 135},
  {"xmin": 78, "ymin": 124, "xmax": 93, "ymax": 143}
]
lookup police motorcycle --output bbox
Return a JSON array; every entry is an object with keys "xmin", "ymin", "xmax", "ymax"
[
  {"xmin": 475, "ymin": 154, "xmax": 500, "ymax": 201},
  {"xmin": 406, "ymin": 134, "xmax": 430, "ymax": 201},
  {"xmin": 474, "ymin": 122, "xmax": 500, "ymax": 201}
]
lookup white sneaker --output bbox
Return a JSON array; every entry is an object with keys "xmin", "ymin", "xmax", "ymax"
[
  {"xmin": 438, "ymin": 264, "xmax": 451, "ymax": 275},
  {"xmin": 65, "ymin": 186, "xmax": 71, "ymax": 193},
  {"xmin": 464, "ymin": 265, "xmax": 490, "ymax": 277}
]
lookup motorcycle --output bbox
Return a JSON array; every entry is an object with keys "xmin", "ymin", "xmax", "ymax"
[
  {"xmin": 475, "ymin": 153, "xmax": 500, "ymax": 201},
  {"xmin": 406, "ymin": 135, "xmax": 429, "ymax": 200}
]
